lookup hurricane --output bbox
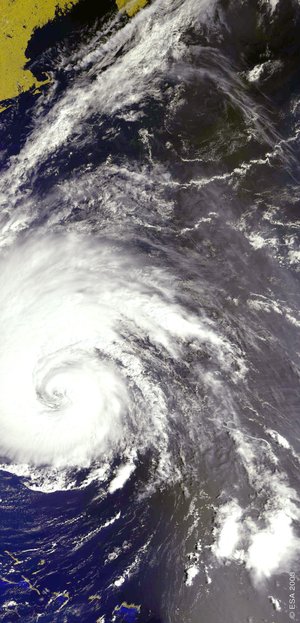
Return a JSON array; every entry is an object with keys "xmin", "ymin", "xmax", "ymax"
[
  {"xmin": 0, "ymin": 0, "xmax": 299, "ymax": 621},
  {"xmin": 0, "ymin": 231, "xmax": 232, "ymax": 475},
  {"xmin": 0, "ymin": 228, "xmax": 240, "ymax": 492}
]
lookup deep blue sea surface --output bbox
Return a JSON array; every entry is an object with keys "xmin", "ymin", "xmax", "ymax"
[{"xmin": 0, "ymin": 0, "xmax": 299, "ymax": 621}]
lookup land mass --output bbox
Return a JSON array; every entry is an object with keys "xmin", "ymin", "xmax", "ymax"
[{"xmin": 0, "ymin": 0, "xmax": 148, "ymax": 108}]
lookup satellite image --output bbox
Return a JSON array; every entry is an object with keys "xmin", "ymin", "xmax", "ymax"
[{"xmin": 0, "ymin": 0, "xmax": 299, "ymax": 621}]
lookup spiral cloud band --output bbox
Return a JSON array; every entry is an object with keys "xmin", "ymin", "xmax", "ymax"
[{"xmin": 0, "ymin": 232, "xmax": 228, "ymax": 482}]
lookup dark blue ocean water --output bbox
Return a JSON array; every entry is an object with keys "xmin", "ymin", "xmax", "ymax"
[{"xmin": 0, "ymin": 1, "xmax": 299, "ymax": 621}]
